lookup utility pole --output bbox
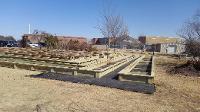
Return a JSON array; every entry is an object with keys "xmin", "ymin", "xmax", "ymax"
[{"xmin": 29, "ymin": 24, "xmax": 31, "ymax": 34}]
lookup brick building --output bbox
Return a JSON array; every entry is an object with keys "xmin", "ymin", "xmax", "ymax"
[
  {"xmin": 138, "ymin": 36, "xmax": 185, "ymax": 54},
  {"xmin": 22, "ymin": 34, "xmax": 87, "ymax": 45},
  {"xmin": 56, "ymin": 36, "xmax": 87, "ymax": 45}
]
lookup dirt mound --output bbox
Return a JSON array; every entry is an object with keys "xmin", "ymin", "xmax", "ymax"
[{"xmin": 168, "ymin": 62, "xmax": 200, "ymax": 77}]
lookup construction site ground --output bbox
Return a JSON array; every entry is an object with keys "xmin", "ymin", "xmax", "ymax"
[{"xmin": 0, "ymin": 56, "xmax": 199, "ymax": 112}]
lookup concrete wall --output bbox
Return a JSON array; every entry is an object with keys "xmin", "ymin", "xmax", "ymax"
[{"xmin": 159, "ymin": 43, "xmax": 185, "ymax": 54}]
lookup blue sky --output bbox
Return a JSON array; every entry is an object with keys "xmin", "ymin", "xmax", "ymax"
[{"xmin": 0, "ymin": 0, "xmax": 199, "ymax": 40}]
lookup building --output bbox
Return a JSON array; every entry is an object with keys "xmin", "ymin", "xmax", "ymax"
[
  {"xmin": 22, "ymin": 34, "xmax": 87, "ymax": 45},
  {"xmin": 91, "ymin": 38, "xmax": 110, "ymax": 45},
  {"xmin": 138, "ymin": 36, "xmax": 185, "ymax": 54},
  {"xmin": 91, "ymin": 36, "xmax": 142, "ymax": 50},
  {"xmin": 91, "ymin": 38, "xmax": 107, "ymax": 50},
  {"xmin": 22, "ymin": 34, "xmax": 46, "ymax": 43},
  {"xmin": 56, "ymin": 36, "xmax": 87, "ymax": 45},
  {"xmin": 113, "ymin": 36, "xmax": 142, "ymax": 49}
]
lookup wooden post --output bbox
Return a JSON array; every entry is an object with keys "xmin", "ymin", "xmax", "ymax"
[
  {"xmin": 13, "ymin": 64, "xmax": 17, "ymax": 69},
  {"xmin": 95, "ymin": 72, "xmax": 101, "ymax": 78},
  {"xmin": 50, "ymin": 68, "xmax": 55, "ymax": 73},
  {"xmin": 30, "ymin": 66, "xmax": 35, "ymax": 71},
  {"xmin": 73, "ymin": 70, "xmax": 78, "ymax": 76}
]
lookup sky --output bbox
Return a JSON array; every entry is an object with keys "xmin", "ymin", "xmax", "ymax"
[{"xmin": 0, "ymin": 0, "xmax": 199, "ymax": 40}]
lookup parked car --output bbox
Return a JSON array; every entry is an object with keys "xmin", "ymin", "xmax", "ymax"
[
  {"xmin": 0, "ymin": 40, "xmax": 17, "ymax": 47},
  {"xmin": 27, "ymin": 43, "xmax": 39, "ymax": 48},
  {"xmin": 0, "ymin": 41, "xmax": 7, "ymax": 47},
  {"xmin": 7, "ymin": 41, "xmax": 18, "ymax": 47}
]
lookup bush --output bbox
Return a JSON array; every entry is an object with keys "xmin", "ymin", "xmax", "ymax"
[{"xmin": 187, "ymin": 60, "xmax": 200, "ymax": 71}]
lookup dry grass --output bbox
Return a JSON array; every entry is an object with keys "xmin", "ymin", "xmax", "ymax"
[{"xmin": 0, "ymin": 56, "xmax": 199, "ymax": 112}]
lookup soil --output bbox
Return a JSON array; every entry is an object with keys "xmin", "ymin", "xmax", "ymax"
[
  {"xmin": 0, "ymin": 56, "xmax": 199, "ymax": 112},
  {"xmin": 169, "ymin": 64, "xmax": 200, "ymax": 76}
]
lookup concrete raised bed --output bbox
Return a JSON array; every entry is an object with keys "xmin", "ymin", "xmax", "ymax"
[{"xmin": 118, "ymin": 56, "xmax": 155, "ymax": 84}]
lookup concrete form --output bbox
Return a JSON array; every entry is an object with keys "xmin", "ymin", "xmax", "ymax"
[
  {"xmin": 0, "ymin": 48, "xmax": 156, "ymax": 93},
  {"xmin": 0, "ymin": 55, "xmax": 136, "ymax": 78},
  {"xmin": 118, "ymin": 55, "xmax": 155, "ymax": 84},
  {"xmin": 0, "ymin": 48, "xmax": 136, "ymax": 78}
]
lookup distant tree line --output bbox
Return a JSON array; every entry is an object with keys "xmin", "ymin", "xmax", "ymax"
[{"xmin": 0, "ymin": 35, "xmax": 15, "ymax": 41}]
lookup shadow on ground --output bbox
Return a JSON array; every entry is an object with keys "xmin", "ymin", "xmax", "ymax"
[{"xmin": 28, "ymin": 72, "xmax": 155, "ymax": 94}]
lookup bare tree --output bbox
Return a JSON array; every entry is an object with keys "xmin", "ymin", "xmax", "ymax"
[
  {"xmin": 97, "ymin": 3, "xmax": 129, "ymax": 56},
  {"xmin": 179, "ymin": 10, "xmax": 200, "ymax": 59},
  {"xmin": 44, "ymin": 35, "xmax": 59, "ymax": 49},
  {"xmin": 20, "ymin": 36, "xmax": 28, "ymax": 48},
  {"xmin": 114, "ymin": 25, "xmax": 130, "ymax": 47}
]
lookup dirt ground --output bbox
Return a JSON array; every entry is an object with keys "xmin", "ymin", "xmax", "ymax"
[{"xmin": 0, "ymin": 56, "xmax": 200, "ymax": 112}]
